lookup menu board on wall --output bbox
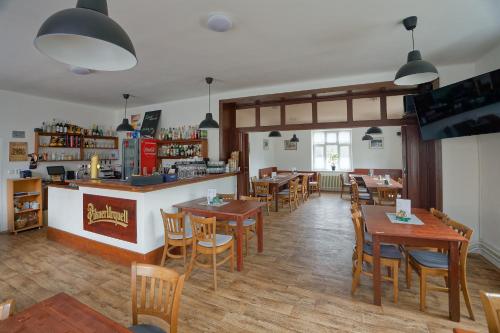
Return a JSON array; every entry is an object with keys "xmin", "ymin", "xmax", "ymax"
[
  {"xmin": 83, "ymin": 194, "xmax": 137, "ymax": 243},
  {"xmin": 140, "ymin": 110, "xmax": 162, "ymax": 138}
]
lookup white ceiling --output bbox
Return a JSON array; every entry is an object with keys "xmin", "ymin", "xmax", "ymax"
[{"xmin": 1, "ymin": 0, "xmax": 499, "ymax": 108}]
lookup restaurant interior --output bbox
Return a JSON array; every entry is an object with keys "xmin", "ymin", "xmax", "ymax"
[{"xmin": 0, "ymin": 1, "xmax": 499, "ymax": 333}]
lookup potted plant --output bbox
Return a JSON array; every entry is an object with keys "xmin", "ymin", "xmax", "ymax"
[{"xmin": 328, "ymin": 153, "xmax": 339, "ymax": 171}]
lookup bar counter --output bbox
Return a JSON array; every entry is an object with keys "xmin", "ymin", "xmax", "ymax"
[
  {"xmin": 47, "ymin": 172, "xmax": 237, "ymax": 265},
  {"xmin": 70, "ymin": 172, "xmax": 238, "ymax": 192}
]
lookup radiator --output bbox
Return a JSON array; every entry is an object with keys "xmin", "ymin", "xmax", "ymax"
[{"xmin": 320, "ymin": 173, "xmax": 342, "ymax": 191}]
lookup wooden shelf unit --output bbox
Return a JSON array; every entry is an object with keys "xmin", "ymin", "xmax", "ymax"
[
  {"xmin": 35, "ymin": 132, "xmax": 119, "ymax": 163},
  {"xmin": 157, "ymin": 139, "xmax": 208, "ymax": 160},
  {"xmin": 7, "ymin": 178, "xmax": 43, "ymax": 234}
]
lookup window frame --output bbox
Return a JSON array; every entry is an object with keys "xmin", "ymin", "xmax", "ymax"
[{"xmin": 312, "ymin": 129, "xmax": 353, "ymax": 172}]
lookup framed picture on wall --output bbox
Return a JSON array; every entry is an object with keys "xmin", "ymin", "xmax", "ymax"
[
  {"xmin": 263, "ymin": 139, "xmax": 269, "ymax": 151},
  {"xmin": 369, "ymin": 138, "xmax": 384, "ymax": 149},
  {"xmin": 9, "ymin": 141, "xmax": 28, "ymax": 161},
  {"xmin": 284, "ymin": 139, "xmax": 297, "ymax": 150}
]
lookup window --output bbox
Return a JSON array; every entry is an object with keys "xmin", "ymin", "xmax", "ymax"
[{"xmin": 312, "ymin": 130, "xmax": 352, "ymax": 171}]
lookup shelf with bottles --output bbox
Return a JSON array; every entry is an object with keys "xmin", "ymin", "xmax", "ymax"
[
  {"xmin": 157, "ymin": 140, "xmax": 208, "ymax": 159},
  {"xmin": 39, "ymin": 120, "xmax": 117, "ymax": 137},
  {"xmin": 82, "ymin": 137, "xmax": 118, "ymax": 149},
  {"xmin": 158, "ymin": 125, "xmax": 208, "ymax": 141}
]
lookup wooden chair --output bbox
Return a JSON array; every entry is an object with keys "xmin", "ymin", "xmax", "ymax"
[
  {"xmin": 480, "ymin": 290, "xmax": 500, "ymax": 333},
  {"xmin": 0, "ymin": 299, "xmax": 15, "ymax": 320},
  {"xmin": 340, "ymin": 173, "xmax": 352, "ymax": 199},
  {"xmin": 351, "ymin": 181, "xmax": 373, "ymax": 205},
  {"xmin": 186, "ymin": 214, "xmax": 234, "ymax": 291},
  {"xmin": 160, "ymin": 210, "xmax": 193, "ymax": 267},
  {"xmin": 430, "ymin": 207, "xmax": 449, "ymax": 222},
  {"xmin": 376, "ymin": 188, "xmax": 399, "ymax": 206},
  {"xmin": 298, "ymin": 175, "xmax": 309, "ymax": 203},
  {"xmin": 351, "ymin": 214, "xmax": 401, "ymax": 303},
  {"xmin": 253, "ymin": 181, "xmax": 273, "ymax": 215},
  {"xmin": 225, "ymin": 195, "xmax": 259, "ymax": 256},
  {"xmin": 308, "ymin": 172, "xmax": 321, "ymax": 196},
  {"xmin": 278, "ymin": 178, "xmax": 300, "ymax": 212},
  {"xmin": 406, "ymin": 218, "xmax": 474, "ymax": 319},
  {"xmin": 249, "ymin": 176, "xmax": 258, "ymax": 195},
  {"xmin": 130, "ymin": 262, "xmax": 185, "ymax": 333}
]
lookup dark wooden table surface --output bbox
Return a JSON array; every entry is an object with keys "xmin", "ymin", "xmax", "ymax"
[
  {"xmin": 0, "ymin": 293, "xmax": 131, "ymax": 333},
  {"xmin": 173, "ymin": 198, "xmax": 265, "ymax": 271},
  {"xmin": 360, "ymin": 175, "xmax": 403, "ymax": 190},
  {"xmin": 361, "ymin": 205, "xmax": 467, "ymax": 322}
]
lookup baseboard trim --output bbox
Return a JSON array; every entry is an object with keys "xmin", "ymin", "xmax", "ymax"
[
  {"xmin": 47, "ymin": 227, "xmax": 164, "ymax": 266},
  {"xmin": 469, "ymin": 240, "xmax": 500, "ymax": 269}
]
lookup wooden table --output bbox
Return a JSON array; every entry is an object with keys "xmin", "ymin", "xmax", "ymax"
[
  {"xmin": 257, "ymin": 173, "xmax": 299, "ymax": 212},
  {"xmin": 361, "ymin": 205, "xmax": 467, "ymax": 322},
  {"xmin": 0, "ymin": 293, "xmax": 131, "ymax": 333},
  {"xmin": 173, "ymin": 198, "xmax": 265, "ymax": 271},
  {"xmin": 360, "ymin": 175, "xmax": 402, "ymax": 190}
]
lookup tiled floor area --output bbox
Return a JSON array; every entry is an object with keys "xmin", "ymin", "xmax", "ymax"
[{"xmin": 0, "ymin": 193, "xmax": 498, "ymax": 332}]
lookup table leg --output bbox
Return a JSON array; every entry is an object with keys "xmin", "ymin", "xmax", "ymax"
[
  {"xmin": 372, "ymin": 235, "xmax": 382, "ymax": 306},
  {"xmin": 448, "ymin": 241, "xmax": 460, "ymax": 322},
  {"xmin": 236, "ymin": 217, "xmax": 244, "ymax": 271},
  {"xmin": 273, "ymin": 184, "xmax": 279, "ymax": 212},
  {"xmin": 257, "ymin": 209, "xmax": 264, "ymax": 253}
]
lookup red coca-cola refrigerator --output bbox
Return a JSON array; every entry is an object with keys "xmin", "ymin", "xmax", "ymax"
[{"xmin": 122, "ymin": 138, "xmax": 157, "ymax": 179}]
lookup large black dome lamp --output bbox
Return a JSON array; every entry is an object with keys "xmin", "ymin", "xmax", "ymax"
[
  {"xmin": 394, "ymin": 16, "xmax": 438, "ymax": 86},
  {"xmin": 116, "ymin": 94, "xmax": 134, "ymax": 132},
  {"xmin": 199, "ymin": 77, "xmax": 220, "ymax": 129},
  {"xmin": 34, "ymin": 0, "xmax": 137, "ymax": 71},
  {"xmin": 366, "ymin": 127, "xmax": 383, "ymax": 135},
  {"xmin": 268, "ymin": 131, "xmax": 282, "ymax": 137}
]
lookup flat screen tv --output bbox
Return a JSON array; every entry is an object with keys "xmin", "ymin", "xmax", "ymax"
[{"xmin": 414, "ymin": 68, "xmax": 500, "ymax": 141}]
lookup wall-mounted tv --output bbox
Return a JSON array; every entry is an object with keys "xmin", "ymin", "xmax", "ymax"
[{"xmin": 414, "ymin": 68, "xmax": 500, "ymax": 141}]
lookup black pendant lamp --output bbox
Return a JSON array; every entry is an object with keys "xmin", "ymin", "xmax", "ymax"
[
  {"xmin": 34, "ymin": 0, "xmax": 137, "ymax": 71},
  {"xmin": 394, "ymin": 16, "xmax": 438, "ymax": 86},
  {"xmin": 290, "ymin": 134, "xmax": 299, "ymax": 142},
  {"xmin": 366, "ymin": 127, "xmax": 383, "ymax": 135},
  {"xmin": 116, "ymin": 94, "xmax": 134, "ymax": 132},
  {"xmin": 362, "ymin": 134, "xmax": 373, "ymax": 141},
  {"xmin": 268, "ymin": 131, "xmax": 282, "ymax": 138},
  {"xmin": 199, "ymin": 77, "xmax": 219, "ymax": 129}
]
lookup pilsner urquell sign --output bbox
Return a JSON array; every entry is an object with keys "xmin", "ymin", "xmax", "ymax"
[{"xmin": 83, "ymin": 194, "xmax": 137, "ymax": 243}]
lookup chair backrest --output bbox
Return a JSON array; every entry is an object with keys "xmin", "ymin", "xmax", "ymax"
[
  {"xmin": 253, "ymin": 181, "xmax": 270, "ymax": 196},
  {"xmin": 249, "ymin": 176, "xmax": 258, "ymax": 193},
  {"xmin": 160, "ymin": 210, "xmax": 187, "ymax": 242},
  {"xmin": 218, "ymin": 193, "xmax": 235, "ymax": 200},
  {"xmin": 351, "ymin": 215, "xmax": 364, "ymax": 259},
  {"xmin": 316, "ymin": 173, "xmax": 321, "ymax": 187},
  {"xmin": 444, "ymin": 218, "xmax": 473, "ymax": 271},
  {"xmin": 430, "ymin": 208, "xmax": 448, "ymax": 222},
  {"xmin": 351, "ymin": 202, "xmax": 360, "ymax": 215},
  {"xmin": 289, "ymin": 178, "xmax": 300, "ymax": 196},
  {"xmin": 480, "ymin": 290, "xmax": 500, "ymax": 333},
  {"xmin": 0, "ymin": 299, "xmax": 15, "ymax": 320},
  {"xmin": 300, "ymin": 175, "xmax": 308, "ymax": 193},
  {"xmin": 189, "ymin": 214, "xmax": 217, "ymax": 247},
  {"xmin": 239, "ymin": 195, "xmax": 260, "ymax": 201},
  {"xmin": 131, "ymin": 262, "xmax": 185, "ymax": 333},
  {"xmin": 351, "ymin": 181, "xmax": 360, "ymax": 204},
  {"xmin": 377, "ymin": 188, "xmax": 398, "ymax": 204}
]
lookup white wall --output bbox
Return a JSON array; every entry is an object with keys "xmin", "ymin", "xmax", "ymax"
[
  {"xmin": 248, "ymin": 131, "xmax": 276, "ymax": 178},
  {"xmin": 0, "ymin": 89, "xmax": 118, "ymax": 231},
  {"xmin": 248, "ymin": 127, "xmax": 402, "ymax": 175}
]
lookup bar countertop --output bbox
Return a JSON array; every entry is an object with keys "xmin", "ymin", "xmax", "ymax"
[{"xmin": 50, "ymin": 172, "xmax": 238, "ymax": 193}]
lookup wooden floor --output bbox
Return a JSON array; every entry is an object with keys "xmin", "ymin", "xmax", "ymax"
[{"xmin": 0, "ymin": 193, "xmax": 498, "ymax": 332}]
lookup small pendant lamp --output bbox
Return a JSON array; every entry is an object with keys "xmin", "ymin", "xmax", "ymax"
[
  {"xmin": 362, "ymin": 134, "xmax": 373, "ymax": 141},
  {"xmin": 366, "ymin": 127, "xmax": 383, "ymax": 135},
  {"xmin": 199, "ymin": 77, "xmax": 219, "ymax": 129},
  {"xmin": 116, "ymin": 94, "xmax": 134, "ymax": 132},
  {"xmin": 268, "ymin": 131, "xmax": 282, "ymax": 137},
  {"xmin": 35, "ymin": 0, "xmax": 137, "ymax": 71},
  {"xmin": 290, "ymin": 134, "xmax": 300, "ymax": 142}
]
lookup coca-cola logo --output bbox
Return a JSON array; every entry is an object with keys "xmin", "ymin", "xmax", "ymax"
[{"xmin": 143, "ymin": 144, "xmax": 156, "ymax": 155}]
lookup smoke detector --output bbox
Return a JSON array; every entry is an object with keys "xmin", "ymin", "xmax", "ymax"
[
  {"xmin": 70, "ymin": 66, "xmax": 93, "ymax": 75},
  {"xmin": 207, "ymin": 13, "xmax": 233, "ymax": 32}
]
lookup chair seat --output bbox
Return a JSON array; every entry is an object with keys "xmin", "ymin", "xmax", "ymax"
[
  {"xmin": 363, "ymin": 243, "xmax": 401, "ymax": 259},
  {"xmin": 359, "ymin": 193, "xmax": 371, "ymax": 199},
  {"xmin": 256, "ymin": 193, "xmax": 271, "ymax": 197},
  {"xmin": 309, "ymin": 181, "xmax": 318, "ymax": 185},
  {"xmin": 198, "ymin": 234, "xmax": 233, "ymax": 248},
  {"xmin": 129, "ymin": 324, "xmax": 166, "ymax": 333},
  {"xmin": 364, "ymin": 232, "xmax": 372, "ymax": 243},
  {"xmin": 409, "ymin": 250, "xmax": 449, "ymax": 269},
  {"xmin": 167, "ymin": 229, "xmax": 192, "ymax": 240},
  {"xmin": 227, "ymin": 219, "xmax": 256, "ymax": 227},
  {"xmin": 358, "ymin": 187, "xmax": 369, "ymax": 193},
  {"xmin": 278, "ymin": 191, "xmax": 290, "ymax": 195}
]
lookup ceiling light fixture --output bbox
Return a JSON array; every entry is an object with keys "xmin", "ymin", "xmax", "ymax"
[
  {"xmin": 290, "ymin": 134, "xmax": 299, "ymax": 142},
  {"xmin": 35, "ymin": 0, "xmax": 137, "ymax": 71},
  {"xmin": 207, "ymin": 13, "xmax": 233, "ymax": 32},
  {"xmin": 394, "ymin": 16, "xmax": 438, "ymax": 86},
  {"xmin": 366, "ymin": 127, "xmax": 383, "ymax": 135},
  {"xmin": 362, "ymin": 134, "xmax": 373, "ymax": 141},
  {"xmin": 116, "ymin": 94, "xmax": 134, "ymax": 132},
  {"xmin": 268, "ymin": 131, "xmax": 282, "ymax": 138},
  {"xmin": 199, "ymin": 77, "xmax": 219, "ymax": 129}
]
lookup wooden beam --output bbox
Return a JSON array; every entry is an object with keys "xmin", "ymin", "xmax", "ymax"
[
  {"xmin": 312, "ymin": 94, "xmax": 318, "ymax": 124},
  {"xmin": 380, "ymin": 95, "xmax": 387, "ymax": 121}
]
